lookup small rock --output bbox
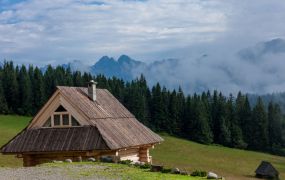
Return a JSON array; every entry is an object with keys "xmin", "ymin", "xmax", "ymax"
[
  {"xmin": 100, "ymin": 156, "xmax": 113, "ymax": 163},
  {"xmin": 87, "ymin": 157, "xmax": 96, "ymax": 162},
  {"xmin": 171, "ymin": 168, "xmax": 180, "ymax": 174},
  {"xmin": 134, "ymin": 162, "xmax": 141, "ymax": 167},
  {"xmin": 52, "ymin": 160, "xmax": 63, "ymax": 163},
  {"xmin": 65, "ymin": 159, "xmax": 72, "ymax": 163},
  {"xmin": 207, "ymin": 172, "xmax": 218, "ymax": 179},
  {"xmin": 76, "ymin": 156, "xmax": 82, "ymax": 162},
  {"xmin": 150, "ymin": 165, "xmax": 163, "ymax": 172}
]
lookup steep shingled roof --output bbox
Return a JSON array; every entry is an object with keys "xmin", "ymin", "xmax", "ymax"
[
  {"xmin": 1, "ymin": 127, "xmax": 109, "ymax": 153},
  {"xmin": 1, "ymin": 86, "xmax": 163, "ymax": 153},
  {"xmin": 58, "ymin": 87, "xmax": 135, "ymax": 119}
]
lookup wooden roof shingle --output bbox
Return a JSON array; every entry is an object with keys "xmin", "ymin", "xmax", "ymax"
[
  {"xmin": 1, "ymin": 127, "xmax": 109, "ymax": 153},
  {"xmin": 58, "ymin": 87, "xmax": 134, "ymax": 119}
]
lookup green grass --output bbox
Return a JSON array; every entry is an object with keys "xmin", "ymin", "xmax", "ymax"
[
  {"xmin": 0, "ymin": 115, "xmax": 31, "ymax": 167},
  {"xmin": 0, "ymin": 115, "xmax": 285, "ymax": 179},
  {"xmin": 151, "ymin": 135, "xmax": 285, "ymax": 179},
  {"xmin": 42, "ymin": 162, "xmax": 204, "ymax": 180}
]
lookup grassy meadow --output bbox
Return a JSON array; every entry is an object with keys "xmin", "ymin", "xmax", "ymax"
[
  {"xmin": 0, "ymin": 115, "xmax": 31, "ymax": 167},
  {"xmin": 41, "ymin": 162, "xmax": 204, "ymax": 180},
  {"xmin": 0, "ymin": 115, "xmax": 285, "ymax": 179},
  {"xmin": 151, "ymin": 136, "xmax": 285, "ymax": 179}
]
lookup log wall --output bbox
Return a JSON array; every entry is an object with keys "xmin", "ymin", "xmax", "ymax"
[
  {"xmin": 21, "ymin": 146, "xmax": 152, "ymax": 167},
  {"xmin": 118, "ymin": 148, "xmax": 139, "ymax": 162},
  {"xmin": 22, "ymin": 151, "xmax": 103, "ymax": 167},
  {"xmin": 139, "ymin": 147, "xmax": 152, "ymax": 163}
]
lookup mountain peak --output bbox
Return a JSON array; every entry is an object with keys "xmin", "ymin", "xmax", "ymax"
[
  {"xmin": 238, "ymin": 38, "xmax": 285, "ymax": 61},
  {"xmin": 118, "ymin": 55, "xmax": 131, "ymax": 62},
  {"xmin": 98, "ymin": 56, "xmax": 115, "ymax": 63},
  {"xmin": 95, "ymin": 56, "xmax": 117, "ymax": 67},
  {"xmin": 263, "ymin": 38, "xmax": 285, "ymax": 53}
]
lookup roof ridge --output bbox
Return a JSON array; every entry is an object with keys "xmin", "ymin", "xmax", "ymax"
[{"xmin": 57, "ymin": 86, "xmax": 105, "ymax": 89}]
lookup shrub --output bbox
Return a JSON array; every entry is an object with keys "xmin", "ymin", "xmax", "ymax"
[
  {"xmin": 191, "ymin": 170, "xmax": 200, "ymax": 176},
  {"xmin": 140, "ymin": 163, "xmax": 151, "ymax": 169},
  {"xmin": 118, "ymin": 160, "xmax": 132, "ymax": 165},
  {"xmin": 191, "ymin": 170, "xmax": 207, "ymax": 177},
  {"xmin": 200, "ymin": 171, "xmax": 207, "ymax": 177},
  {"xmin": 161, "ymin": 168, "xmax": 172, "ymax": 173}
]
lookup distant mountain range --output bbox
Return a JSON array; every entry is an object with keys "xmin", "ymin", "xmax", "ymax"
[
  {"xmin": 41, "ymin": 54, "xmax": 179, "ymax": 83},
  {"xmin": 90, "ymin": 55, "xmax": 145, "ymax": 80},
  {"xmin": 0, "ymin": 37, "xmax": 281, "ymax": 111},
  {"xmin": 39, "ymin": 37, "xmax": 285, "ymax": 96}
]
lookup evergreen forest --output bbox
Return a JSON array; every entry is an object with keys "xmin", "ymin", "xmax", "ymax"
[{"xmin": 0, "ymin": 61, "xmax": 284, "ymax": 155}]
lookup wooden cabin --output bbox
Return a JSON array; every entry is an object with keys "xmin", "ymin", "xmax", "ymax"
[
  {"xmin": 0, "ymin": 81, "xmax": 163, "ymax": 166},
  {"xmin": 255, "ymin": 161, "xmax": 279, "ymax": 179}
]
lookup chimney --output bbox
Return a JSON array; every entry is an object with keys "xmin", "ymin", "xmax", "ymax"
[{"xmin": 88, "ymin": 80, "xmax": 97, "ymax": 101}]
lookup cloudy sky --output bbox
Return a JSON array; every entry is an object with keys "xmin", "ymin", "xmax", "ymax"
[{"xmin": 1, "ymin": 0, "xmax": 285, "ymax": 94}]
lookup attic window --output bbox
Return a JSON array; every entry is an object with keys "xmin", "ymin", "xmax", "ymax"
[
  {"xmin": 54, "ymin": 115, "xmax": 60, "ymax": 126},
  {"xmin": 42, "ymin": 105, "xmax": 81, "ymax": 128},
  {"xmin": 55, "ymin": 105, "xmax": 67, "ymax": 112}
]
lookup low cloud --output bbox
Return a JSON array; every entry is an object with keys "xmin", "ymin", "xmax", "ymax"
[
  {"xmin": 133, "ymin": 39, "xmax": 285, "ymax": 95},
  {"xmin": 1, "ymin": 0, "xmax": 285, "ymax": 94}
]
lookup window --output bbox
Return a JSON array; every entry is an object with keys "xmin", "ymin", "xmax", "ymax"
[
  {"xmin": 42, "ymin": 105, "xmax": 81, "ymax": 128},
  {"xmin": 62, "ymin": 114, "xmax": 69, "ymax": 125},
  {"xmin": 55, "ymin": 105, "xmax": 67, "ymax": 112},
  {"xmin": 54, "ymin": 115, "xmax": 60, "ymax": 126}
]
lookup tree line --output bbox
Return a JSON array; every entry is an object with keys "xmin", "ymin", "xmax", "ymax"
[{"xmin": 0, "ymin": 61, "xmax": 285, "ymax": 155}]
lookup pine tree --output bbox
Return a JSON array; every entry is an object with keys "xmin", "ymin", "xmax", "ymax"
[
  {"xmin": 219, "ymin": 98, "xmax": 232, "ymax": 146},
  {"xmin": 241, "ymin": 96, "xmax": 252, "ymax": 143},
  {"xmin": 150, "ymin": 83, "xmax": 166, "ymax": 131},
  {"xmin": 0, "ymin": 79, "xmax": 8, "ymax": 114},
  {"xmin": 18, "ymin": 65, "xmax": 32, "ymax": 115},
  {"xmin": 161, "ymin": 87, "xmax": 171, "ymax": 133},
  {"xmin": 228, "ymin": 95, "xmax": 246, "ymax": 149},
  {"xmin": 169, "ymin": 90, "xmax": 179, "ymax": 135},
  {"xmin": 44, "ymin": 65, "xmax": 56, "ymax": 100},
  {"xmin": 65, "ymin": 66, "xmax": 73, "ymax": 86},
  {"xmin": 211, "ymin": 90, "xmax": 221, "ymax": 143},
  {"xmin": 219, "ymin": 117, "xmax": 231, "ymax": 146},
  {"xmin": 182, "ymin": 96, "xmax": 192, "ymax": 139},
  {"xmin": 33, "ymin": 67, "xmax": 45, "ymax": 113},
  {"xmin": 215, "ymin": 92, "xmax": 227, "ymax": 144},
  {"xmin": 176, "ymin": 87, "xmax": 185, "ymax": 135},
  {"xmin": 268, "ymin": 102, "xmax": 283, "ymax": 150},
  {"xmin": 250, "ymin": 97, "xmax": 269, "ymax": 151},
  {"xmin": 191, "ymin": 96, "xmax": 213, "ymax": 144},
  {"xmin": 73, "ymin": 71, "xmax": 84, "ymax": 87},
  {"xmin": 2, "ymin": 61, "xmax": 18, "ymax": 113}
]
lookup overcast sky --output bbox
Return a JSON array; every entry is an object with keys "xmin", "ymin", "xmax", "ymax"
[
  {"xmin": 0, "ymin": 0, "xmax": 283, "ymax": 65},
  {"xmin": 1, "ymin": 0, "xmax": 285, "ymax": 94}
]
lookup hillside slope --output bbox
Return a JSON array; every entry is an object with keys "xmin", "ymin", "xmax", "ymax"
[
  {"xmin": 151, "ymin": 135, "xmax": 285, "ymax": 180},
  {"xmin": 0, "ymin": 115, "xmax": 285, "ymax": 179}
]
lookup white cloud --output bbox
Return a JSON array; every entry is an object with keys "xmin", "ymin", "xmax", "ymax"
[
  {"xmin": 0, "ymin": 0, "xmax": 227, "ymax": 65},
  {"xmin": 1, "ymin": 0, "xmax": 285, "ymax": 94}
]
